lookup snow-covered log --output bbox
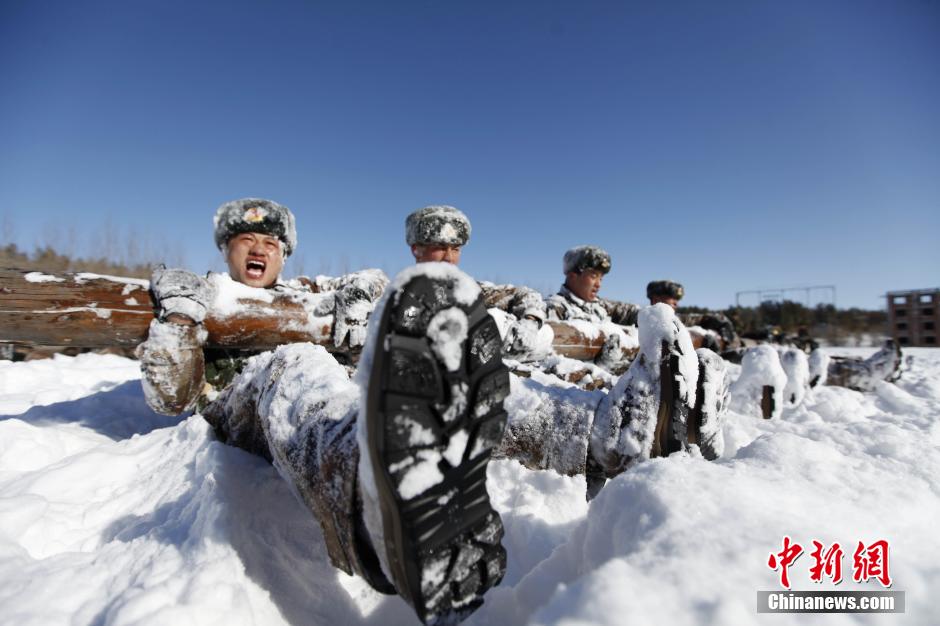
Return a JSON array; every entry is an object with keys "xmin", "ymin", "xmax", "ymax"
[
  {"xmin": 1, "ymin": 267, "xmax": 617, "ymax": 359},
  {"xmin": 543, "ymin": 320, "xmax": 606, "ymax": 360},
  {"xmin": 0, "ymin": 267, "xmax": 333, "ymax": 350}
]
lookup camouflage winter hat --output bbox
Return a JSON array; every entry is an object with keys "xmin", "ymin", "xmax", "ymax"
[
  {"xmin": 213, "ymin": 198, "xmax": 297, "ymax": 257},
  {"xmin": 405, "ymin": 205, "xmax": 471, "ymax": 247},
  {"xmin": 563, "ymin": 245, "xmax": 611, "ymax": 275},
  {"xmin": 647, "ymin": 280, "xmax": 684, "ymax": 301}
]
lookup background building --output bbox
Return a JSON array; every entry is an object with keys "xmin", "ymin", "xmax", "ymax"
[{"xmin": 886, "ymin": 289, "xmax": 939, "ymax": 347}]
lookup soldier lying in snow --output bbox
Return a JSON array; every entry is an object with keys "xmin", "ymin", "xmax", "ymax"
[
  {"xmin": 405, "ymin": 205, "xmax": 553, "ymax": 361},
  {"xmin": 646, "ymin": 279, "xmax": 741, "ymax": 353},
  {"xmin": 135, "ymin": 197, "xmax": 731, "ymax": 625},
  {"xmin": 544, "ymin": 245, "xmax": 640, "ymax": 373},
  {"xmin": 136, "ymin": 198, "xmax": 389, "ymax": 416}
]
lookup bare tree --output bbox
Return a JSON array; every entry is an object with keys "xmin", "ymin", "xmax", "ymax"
[
  {"xmin": 288, "ymin": 252, "xmax": 306, "ymax": 278},
  {"xmin": 1, "ymin": 213, "xmax": 14, "ymax": 246}
]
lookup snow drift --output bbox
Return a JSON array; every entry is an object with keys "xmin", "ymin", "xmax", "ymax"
[{"xmin": 1, "ymin": 348, "xmax": 938, "ymax": 625}]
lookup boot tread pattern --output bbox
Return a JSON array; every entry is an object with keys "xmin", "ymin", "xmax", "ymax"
[{"xmin": 370, "ymin": 274, "xmax": 509, "ymax": 625}]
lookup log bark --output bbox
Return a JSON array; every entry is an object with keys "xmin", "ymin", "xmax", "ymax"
[
  {"xmin": 0, "ymin": 268, "xmax": 332, "ymax": 351},
  {"xmin": 544, "ymin": 320, "xmax": 606, "ymax": 360},
  {"xmin": 0, "ymin": 267, "xmax": 613, "ymax": 360}
]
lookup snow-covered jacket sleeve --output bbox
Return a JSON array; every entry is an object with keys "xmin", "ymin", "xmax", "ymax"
[
  {"xmin": 297, "ymin": 269, "xmax": 390, "ymax": 348},
  {"xmin": 135, "ymin": 319, "xmax": 207, "ymax": 416},
  {"xmin": 599, "ymin": 298, "xmax": 640, "ymax": 326},
  {"xmin": 544, "ymin": 293, "xmax": 570, "ymax": 321},
  {"xmin": 680, "ymin": 312, "xmax": 738, "ymax": 346},
  {"xmin": 301, "ymin": 268, "xmax": 389, "ymax": 304},
  {"xmin": 479, "ymin": 282, "xmax": 546, "ymax": 325}
]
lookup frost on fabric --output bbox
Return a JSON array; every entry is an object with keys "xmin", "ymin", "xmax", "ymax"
[
  {"xmin": 808, "ymin": 348, "xmax": 831, "ymax": 388},
  {"xmin": 536, "ymin": 354, "xmax": 617, "ymax": 391},
  {"xmin": 427, "ymin": 308, "xmax": 469, "ymax": 372},
  {"xmin": 136, "ymin": 319, "xmax": 207, "ymax": 416},
  {"xmin": 247, "ymin": 344, "xmax": 357, "ymax": 450},
  {"xmin": 694, "ymin": 348, "xmax": 729, "ymax": 460},
  {"xmin": 639, "ymin": 304, "xmax": 698, "ymax": 404},
  {"xmin": 600, "ymin": 321, "xmax": 639, "ymax": 352},
  {"xmin": 23, "ymin": 271, "xmax": 65, "ymax": 283},
  {"xmin": 730, "ymin": 345, "xmax": 787, "ymax": 418},
  {"xmin": 161, "ymin": 296, "xmax": 206, "ymax": 324},
  {"xmin": 495, "ymin": 373, "xmax": 602, "ymax": 476},
  {"xmin": 778, "ymin": 347, "xmax": 810, "ymax": 406},
  {"xmin": 486, "ymin": 308, "xmax": 515, "ymax": 341},
  {"xmin": 590, "ymin": 304, "xmax": 697, "ymax": 475}
]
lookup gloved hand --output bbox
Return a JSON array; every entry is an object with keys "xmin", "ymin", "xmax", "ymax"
[
  {"xmin": 502, "ymin": 317, "xmax": 542, "ymax": 360},
  {"xmin": 595, "ymin": 330, "xmax": 628, "ymax": 372},
  {"xmin": 135, "ymin": 319, "xmax": 207, "ymax": 415},
  {"xmin": 333, "ymin": 283, "xmax": 372, "ymax": 349},
  {"xmin": 150, "ymin": 266, "xmax": 213, "ymax": 324}
]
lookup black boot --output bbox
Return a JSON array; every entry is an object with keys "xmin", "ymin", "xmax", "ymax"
[{"xmin": 359, "ymin": 265, "xmax": 510, "ymax": 625}]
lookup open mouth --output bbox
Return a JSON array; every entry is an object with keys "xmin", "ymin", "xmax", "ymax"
[{"xmin": 245, "ymin": 258, "xmax": 267, "ymax": 280}]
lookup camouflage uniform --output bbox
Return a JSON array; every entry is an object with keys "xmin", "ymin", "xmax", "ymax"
[
  {"xmin": 137, "ymin": 269, "xmax": 389, "ymax": 415},
  {"xmin": 479, "ymin": 280, "xmax": 546, "ymax": 324},
  {"xmin": 545, "ymin": 284, "xmax": 640, "ymax": 326},
  {"xmin": 136, "ymin": 266, "xmax": 601, "ymax": 587}
]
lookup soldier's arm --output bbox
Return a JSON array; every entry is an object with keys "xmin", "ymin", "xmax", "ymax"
[
  {"xmin": 680, "ymin": 311, "xmax": 738, "ymax": 347},
  {"xmin": 300, "ymin": 268, "xmax": 390, "ymax": 348},
  {"xmin": 543, "ymin": 294, "xmax": 569, "ymax": 321},
  {"xmin": 479, "ymin": 282, "xmax": 546, "ymax": 325},
  {"xmin": 137, "ymin": 267, "xmax": 213, "ymax": 416},
  {"xmin": 600, "ymin": 298, "xmax": 640, "ymax": 326},
  {"xmin": 303, "ymin": 268, "xmax": 389, "ymax": 302},
  {"xmin": 136, "ymin": 319, "xmax": 207, "ymax": 416}
]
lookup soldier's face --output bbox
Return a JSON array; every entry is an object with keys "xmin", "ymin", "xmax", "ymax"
[
  {"xmin": 650, "ymin": 294, "xmax": 679, "ymax": 310},
  {"xmin": 225, "ymin": 232, "xmax": 284, "ymax": 288},
  {"xmin": 411, "ymin": 243, "xmax": 462, "ymax": 265},
  {"xmin": 566, "ymin": 269, "xmax": 604, "ymax": 302}
]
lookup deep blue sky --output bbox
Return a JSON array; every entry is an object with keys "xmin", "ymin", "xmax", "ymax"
[{"xmin": 2, "ymin": 0, "xmax": 938, "ymax": 309}]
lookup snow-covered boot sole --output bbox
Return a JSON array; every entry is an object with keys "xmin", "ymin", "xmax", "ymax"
[{"xmin": 364, "ymin": 271, "xmax": 509, "ymax": 625}]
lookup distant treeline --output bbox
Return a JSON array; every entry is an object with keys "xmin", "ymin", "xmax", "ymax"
[
  {"xmin": 2, "ymin": 235, "xmax": 889, "ymax": 345},
  {"xmin": 679, "ymin": 300, "xmax": 887, "ymax": 344},
  {"xmin": 0, "ymin": 243, "xmax": 157, "ymax": 279}
]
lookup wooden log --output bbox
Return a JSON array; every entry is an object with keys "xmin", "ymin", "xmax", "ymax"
[
  {"xmin": 0, "ymin": 267, "xmax": 616, "ymax": 360},
  {"xmin": 545, "ymin": 320, "xmax": 606, "ymax": 360},
  {"xmin": 0, "ymin": 267, "xmax": 333, "ymax": 351}
]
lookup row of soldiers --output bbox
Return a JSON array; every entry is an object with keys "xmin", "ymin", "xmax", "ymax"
[{"xmin": 135, "ymin": 198, "xmax": 898, "ymax": 625}]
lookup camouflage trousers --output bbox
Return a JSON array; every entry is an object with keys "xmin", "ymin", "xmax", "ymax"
[{"xmin": 201, "ymin": 342, "xmax": 600, "ymax": 591}]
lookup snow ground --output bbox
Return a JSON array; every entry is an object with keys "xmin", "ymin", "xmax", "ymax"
[{"xmin": 0, "ymin": 348, "xmax": 938, "ymax": 626}]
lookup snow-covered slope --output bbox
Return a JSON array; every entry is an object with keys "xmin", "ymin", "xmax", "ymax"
[{"xmin": 1, "ymin": 349, "xmax": 938, "ymax": 625}]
